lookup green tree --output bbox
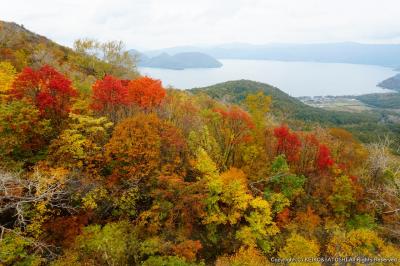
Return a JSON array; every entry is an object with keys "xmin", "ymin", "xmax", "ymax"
[
  {"xmin": 269, "ymin": 155, "xmax": 306, "ymax": 200},
  {"xmin": 328, "ymin": 175, "xmax": 355, "ymax": 218},
  {"xmin": 244, "ymin": 91, "xmax": 271, "ymax": 128},
  {"xmin": 54, "ymin": 221, "xmax": 138, "ymax": 266},
  {"xmin": 0, "ymin": 100, "xmax": 51, "ymax": 164}
]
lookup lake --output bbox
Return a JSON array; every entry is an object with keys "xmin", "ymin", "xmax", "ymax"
[{"xmin": 139, "ymin": 59, "xmax": 397, "ymax": 97}]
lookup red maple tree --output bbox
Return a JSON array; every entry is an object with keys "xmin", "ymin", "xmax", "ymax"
[
  {"xmin": 316, "ymin": 144, "xmax": 334, "ymax": 170},
  {"xmin": 274, "ymin": 125, "xmax": 301, "ymax": 163},
  {"xmin": 10, "ymin": 65, "xmax": 78, "ymax": 120},
  {"xmin": 90, "ymin": 75, "xmax": 129, "ymax": 112}
]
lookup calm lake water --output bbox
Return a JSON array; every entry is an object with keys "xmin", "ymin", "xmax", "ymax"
[{"xmin": 139, "ymin": 59, "xmax": 397, "ymax": 97}]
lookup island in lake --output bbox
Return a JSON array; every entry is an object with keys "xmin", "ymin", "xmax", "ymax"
[{"xmin": 130, "ymin": 50, "xmax": 223, "ymax": 70}]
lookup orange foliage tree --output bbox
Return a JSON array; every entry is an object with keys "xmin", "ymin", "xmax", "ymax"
[
  {"xmin": 105, "ymin": 113, "xmax": 186, "ymax": 184},
  {"xmin": 90, "ymin": 76, "xmax": 166, "ymax": 121},
  {"xmin": 128, "ymin": 76, "xmax": 166, "ymax": 110},
  {"xmin": 159, "ymin": 122, "xmax": 187, "ymax": 175},
  {"xmin": 328, "ymin": 127, "xmax": 367, "ymax": 171},
  {"xmin": 105, "ymin": 113, "xmax": 162, "ymax": 185},
  {"xmin": 148, "ymin": 175, "xmax": 206, "ymax": 236},
  {"xmin": 211, "ymin": 106, "xmax": 255, "ymax": 169},
  {"xmin": 171, "ymin": 240, "xmax": 203, "ymax": 262}
]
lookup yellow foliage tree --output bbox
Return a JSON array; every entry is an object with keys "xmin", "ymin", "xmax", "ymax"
[
  {"xmin": 216, "ymin": 247, "xmax": 272, "ymax": 266},
  {"xmin": 0, "ymin": 61, "xmax": 16, "ymax": 93},
  {"xmin": 236, "ymin": 197, "xmax": 279, "ymax": 249},
  {"xmin": 278, "ymin": 233, "xmax": 320, "ymax": 266},
  {"xmin": 327, "ymin": 229, "xmax": 400, "ymax": 261},
  {"xmin": 195, "ymin": 149, "xmax": 278, "ymax": 250},
  {"xmin": 48, "ymin": 113, "xmax": 112, "ymax": 169},
  {"xmin": 244, "ymin": 91, "xmax": 271, "ymax": 129}
]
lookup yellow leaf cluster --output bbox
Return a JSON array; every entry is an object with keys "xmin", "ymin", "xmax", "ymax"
[
  {"xmin": 0, "ymin": 61, "xmax": 16, "ymax": 93},
  {"xmin": 278, "ymin": 233, "xmax": 320, "ymax": 266}
]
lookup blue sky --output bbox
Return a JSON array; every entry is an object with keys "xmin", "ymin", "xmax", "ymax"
[{"xmin": 1, "ymin": 0, "xmax": 400, "ymax": 49}]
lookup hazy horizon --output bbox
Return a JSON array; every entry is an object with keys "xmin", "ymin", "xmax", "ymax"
[
  {"xmin": 139, "ymin": 41, "xmax": 400, "ymax": 53},
  {"xmin": 2, "ymin": 0, "xmax": 400, "ymax": 50}
]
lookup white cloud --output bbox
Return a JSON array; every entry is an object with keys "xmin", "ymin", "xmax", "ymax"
[{"xmin": 1, "ymin": 0, "xmax": 400, "ymax": 49}]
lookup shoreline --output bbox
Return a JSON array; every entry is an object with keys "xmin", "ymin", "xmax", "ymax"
[{"xmin": 298, "ymin": 66, "xmax": 400, "ymax": 100}]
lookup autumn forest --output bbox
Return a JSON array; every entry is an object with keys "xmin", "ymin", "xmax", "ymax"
[{"xmin": 1, "ymin": 21, "xmax": 400, "ymax": 266}]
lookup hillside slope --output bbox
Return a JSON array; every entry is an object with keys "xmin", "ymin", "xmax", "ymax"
[
  {"xmin": 0, "ymin": 20, "xmax": 137, "ymax": 82},
  {"xmin": 357, "ymin": 93, "xmax": 400, "ymax": 109},
  {"xmin": 0, "ymin": 21, "xmax": 70, "ymax": 70}
]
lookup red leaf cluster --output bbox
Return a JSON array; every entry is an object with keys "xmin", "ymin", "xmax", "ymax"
[
  {"xmin": 273, "ymin": 126, "xmax": 334, "ymax": 172},
  {"xmin": 10, "ymin": 65, "xmax": 77, "ymax": 119},
  {"xmin": 90, "ymin": 76, "xmax": 166, "ymax": 113},
  {"xmin": 90, "ymin": 75, "xmax": 129, "ymax": 111},
  {"xmin": 274, "ymin": 125, "xmax": 301, "ymax": 162},
  {"xmin": 316, "ymin": 144, "xmax": 334, "ymax": 170}
]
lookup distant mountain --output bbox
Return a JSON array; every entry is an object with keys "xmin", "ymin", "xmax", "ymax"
[
  {"xmin": 143, "ymin": 46, "xmax": 200, "ymax": 58},
  {"xmin": 378, "ymin": 73, "xmax": 400, "ymax": 92},
  {"xmin": 146, "ymin": 42, "xmax": 400, "ymax": 67},
  {"xmin": 129, "ymin": 49, "xmax": 150, "ymax": 63},
  {"xmin": 130, "ymin": 50, "xmax": 222, "ymax": 70}
]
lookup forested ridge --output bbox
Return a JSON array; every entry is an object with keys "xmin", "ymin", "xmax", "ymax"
[
  {"xmin": 192, "ymin": 80, "xmax": 400, "ymax": 146},
  {"xmin": 1, "ymin": 21, "xmax": 400, "ymax": 266}
]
